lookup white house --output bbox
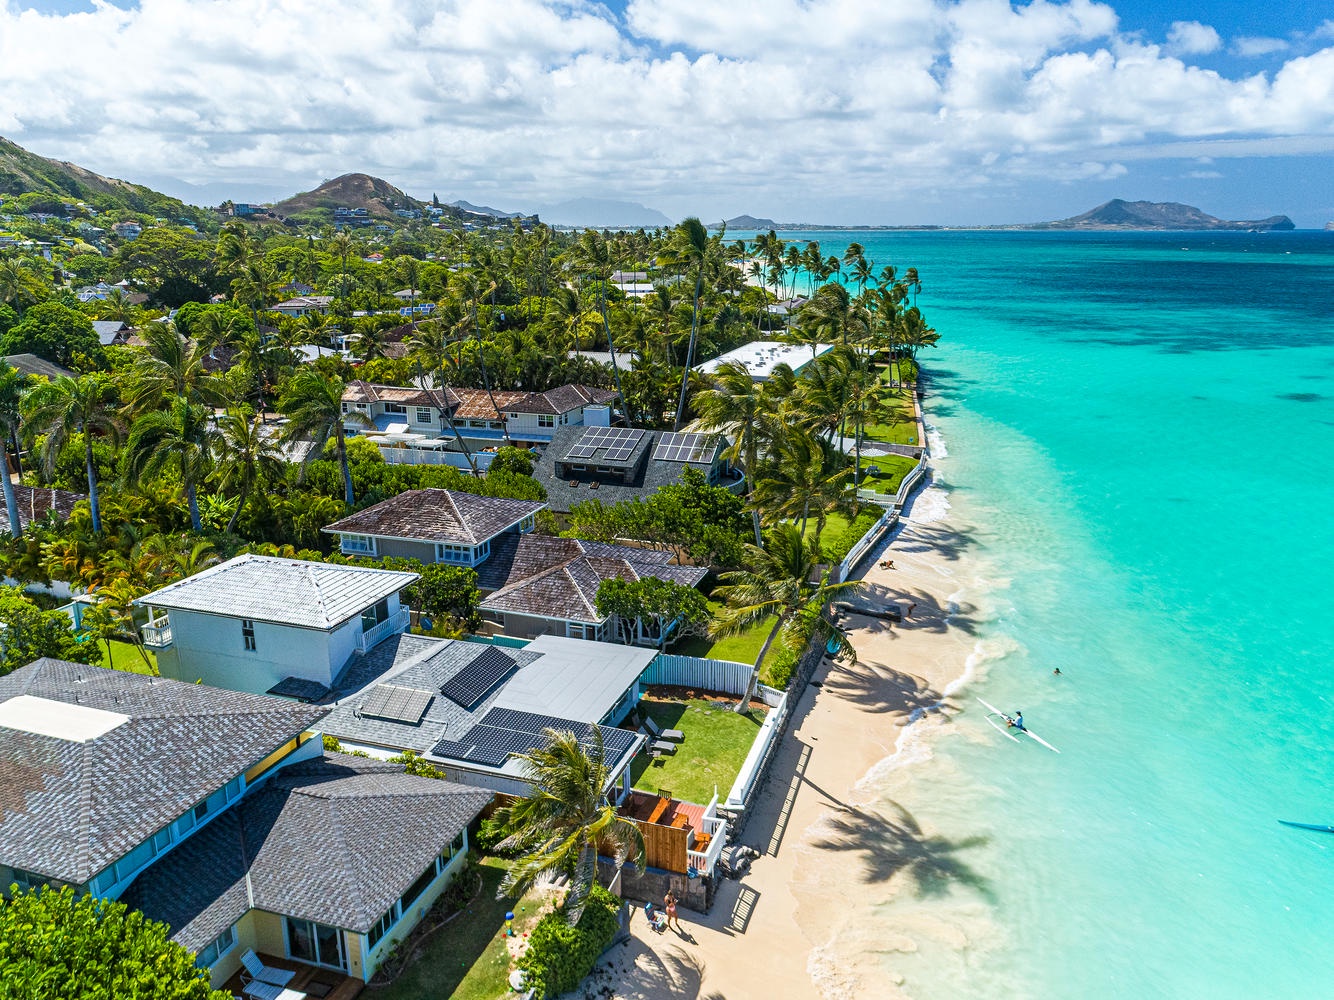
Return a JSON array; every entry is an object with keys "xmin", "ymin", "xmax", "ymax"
[{"xmin": 134, "ymin": 555, "xmax": 419, "ymax": 697}]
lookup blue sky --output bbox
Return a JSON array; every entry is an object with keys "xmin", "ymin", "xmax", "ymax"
[{"xmin": 2, "ymin": 0, "xmax": 1333, "ymax": 226}]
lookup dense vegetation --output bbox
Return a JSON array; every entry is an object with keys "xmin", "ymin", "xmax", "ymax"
[{"xmin": 0, "ymin": 885, "xmax": 230, "ymax": 1000}]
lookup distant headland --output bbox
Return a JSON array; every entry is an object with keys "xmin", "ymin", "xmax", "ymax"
[{"xmin": 723, "ymin": 200, "xmax": 1296, "ymax": 232}]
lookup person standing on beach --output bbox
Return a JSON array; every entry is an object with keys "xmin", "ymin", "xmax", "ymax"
[{"xmin": 664, "ymin": 890, "xmax": 682, "ymax": 932}]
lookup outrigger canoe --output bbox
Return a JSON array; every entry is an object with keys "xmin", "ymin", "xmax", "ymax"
[
  {"xmin": 1278, "ymin": 820, "xmax": 1334, "ymax": 833},
  {"xmin": 976, "ymin": 697, "xmax": 1061, "ymax": 754}
]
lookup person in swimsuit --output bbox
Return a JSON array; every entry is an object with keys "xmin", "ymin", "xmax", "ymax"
[{"xmin": 664, "ymin": 890, "xmax": 682, "ymax": 931}]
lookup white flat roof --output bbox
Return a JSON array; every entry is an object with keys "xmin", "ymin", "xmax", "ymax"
[
  {"xmin": 0, "ymin": 694, "xmax": 129, "ymax": 742},
  {"xmin": 695, "ymin": 340, "xmax": 832, "ymax": 380},
  {"xmin": 496, "ymin": 636, "xmax": 657, "ymax": 721}
]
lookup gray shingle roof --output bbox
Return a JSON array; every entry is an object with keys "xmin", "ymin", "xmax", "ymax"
[
  {"xmin": 122, "ymin": 754, "xmax": 491, "ymax": 949},
  {"xmin": 4, "ymin": 353, "xmax": 76, "ymax": 379},
  {"xmin": 323, "ymin": 489, "xmax": 545, "ymax": 546},
  {"xmin": 478, "ymin": 538, "xmax": 707, "ymax": 624},
  {"xmin": 474, "ymin": 534, "xmax": 673, "ymax": 592},
  {"xmin": 0, "ymin": 660, "xmax": 327, "ymax": 885},
  {"xmin": 134, "ymin": 555, "xmax": 419, "ymax": 630}
]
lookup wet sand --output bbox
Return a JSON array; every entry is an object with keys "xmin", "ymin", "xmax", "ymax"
[{"xmin": 592, "ymin": 493, "xmax": 990, "ymax": 998}]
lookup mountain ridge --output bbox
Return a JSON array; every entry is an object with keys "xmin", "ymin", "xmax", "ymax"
[{"xmin": 1028, "ymin": 199, "xmax": 1295, "ymax": 231}]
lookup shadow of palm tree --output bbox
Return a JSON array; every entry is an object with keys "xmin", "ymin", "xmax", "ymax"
[
  {"xmin": 809, "ymin": 800, "xmax": 993, "ymax": 902},
  {"xmin": 820, "ymin": 658, "xmax": 946, "ymax": 717},
  {"xmin": 590, "ymin": 938, "xmax": 726, "ymax": 999}
]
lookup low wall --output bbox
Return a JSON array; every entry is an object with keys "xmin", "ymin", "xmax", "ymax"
[{"xmin": 597, "ymin": 858, "xmax": 711, "ymax": 913}]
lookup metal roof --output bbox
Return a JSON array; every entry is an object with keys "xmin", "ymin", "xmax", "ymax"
[
  {"xmin": 495, "ymin": 636, "xmax": 656, "ymax": 721},
  {"xmin": 134, "ymin": 555, "xmax": 419, "ymax": 631}
]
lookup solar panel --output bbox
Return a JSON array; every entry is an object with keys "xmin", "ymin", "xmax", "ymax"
[
  {"xmin": 654, "ymin": 432, "xmax": 717, "ymax": 463},
  {"xmin": 440, "ymin": 646, "xmax": 519, "ymax": 709},
  {"xmin": 359, "ymin": 684, "xmax": 433, "ymax": 724},
  {"xmin": 430, "ymin": 709, "xmax": 641, "ymax": 768}
]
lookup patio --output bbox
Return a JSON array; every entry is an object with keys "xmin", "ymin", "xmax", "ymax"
[{"xmin": 220, "ymin": 954, "xmax": 362, "ymax": 1000}]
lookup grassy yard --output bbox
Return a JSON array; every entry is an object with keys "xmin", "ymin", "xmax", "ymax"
[
  {"xmin": 857, "ymin": 454, "xmax": 920, "ymax": 497},
  {"xmin": 101, "ymin": 640, "xmax": 157, "ymax": 675},
  {"xmin": 863, "ymin": 378, "xmax": 919, "ymax": 446},
  {"xmin": 631, "ymin": 697, "xmax": 766, "ymax": 805},
  {"xmin": 373, "ymin": 857, "xmax": 545, "ymax": 1000}
]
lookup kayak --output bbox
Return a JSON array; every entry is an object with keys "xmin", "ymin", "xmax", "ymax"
[
  {"xmin": 976, "ymin": 697, "xmax": 1061, "ymax": 754},
  {"xmin": 1278, "ymin": 820, "xmax": 1334, "ymax": 833},
  {"xmin": 984, "ymin": 714, "xmax": 1021, "ymax": 743}
]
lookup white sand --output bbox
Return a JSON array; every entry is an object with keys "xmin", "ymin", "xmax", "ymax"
[{"xmin": 592, "ymin": 501, "xmax": 988, "ymax": 998}]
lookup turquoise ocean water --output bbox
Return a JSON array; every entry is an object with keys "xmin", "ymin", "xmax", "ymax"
[{"xmin": 739, "ymin": 229, "xmax": 1334, "ymax": 997}]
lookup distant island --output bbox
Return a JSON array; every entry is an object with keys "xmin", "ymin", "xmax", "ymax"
[{"xmin": 1018, "ymin": 199, "xmax": 1295, "ymax": 231}]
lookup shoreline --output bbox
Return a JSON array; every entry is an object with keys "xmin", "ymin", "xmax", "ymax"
[{"xmin": 593, "ymin": 478, "xmax": 994, "ymax": 999}]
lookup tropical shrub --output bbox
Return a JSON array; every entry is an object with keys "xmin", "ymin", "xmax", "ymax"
[
  {"xmin": 517, "ymin": 884, "xmax": 620, "ymax": 999},
  {"xmin": 0, "ymin": 885, "xmax": 231, "ymax": 1000}
]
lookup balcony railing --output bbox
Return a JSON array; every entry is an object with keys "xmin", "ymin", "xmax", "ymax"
[
  {"xmin": 357, "ymin": 608, "xmax": 410, "ymax": 653},
  {"xmin": 687, "ymin": 795, "xmax": 729, "ymax": 875},
  {"xmin": 141, "ymin": 615, "xmax": 173, "ymax": 648}
]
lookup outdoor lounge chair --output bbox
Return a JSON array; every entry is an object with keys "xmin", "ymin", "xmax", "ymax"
[
  {"xmin": 240, "ymin": 982, "xmax": 305, "ymax": 1000},
  {"xmin": 643, "ymin": 716, "xmax": 684, "ymax": 743},
  {"xmin": 240, "ymin": 950, "xmax": 296, "ymax": 988},
  {"xmin": 644, "ymin": 734, "xmax": 676, "ymax": 755}
]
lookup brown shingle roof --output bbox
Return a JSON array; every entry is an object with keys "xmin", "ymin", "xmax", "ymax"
[
  {"xmin": 323, "ymin": 489, "xmax": 546, "ymax": 545},
  {"xmin": 10, "ymin": 484, "xmax": 84, "ymax": 527}
]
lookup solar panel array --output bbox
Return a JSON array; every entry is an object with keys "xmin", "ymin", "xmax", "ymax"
[
  {"xmin": 564, "ymin": 426, "xmax": 646, "ymax": 462},
  {"xmin": 359, "ymin": 684, "xmax": 434, "ymax": 724},
  {"xmin": 440, "ymin": 646, "xmax": 519, "ymax": 709},
  {"xmin": 653, "ymin": 432, "xmax": 718, "ymax": 464},
  {"xmin": 430, "ymin": 706, "xmax": 641, "ymax": 769}
]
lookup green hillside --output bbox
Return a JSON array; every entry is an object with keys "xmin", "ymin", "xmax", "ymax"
[{"xmin": 0, "ymin": 136, "xmax": 212, "ymax": 226}]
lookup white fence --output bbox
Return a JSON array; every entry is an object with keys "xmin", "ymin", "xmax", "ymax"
[
  {"xmin": 643, "ymin": 654, "xmax": 754, "ymax": 696},
  {"xmin": 724, "ymin": 689, "xmax": 791, "ymax": 811},
  {"xmin": 378, "ymin": 446, "xmax": 494, "ymax": 472},
  {"xmin": 837, "ymin": 507, "xmax": 897, "ymax": 581}
]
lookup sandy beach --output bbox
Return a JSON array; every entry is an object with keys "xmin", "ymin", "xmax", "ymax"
[{"xmin": 592, "ymin": 485, "xmax": 994, "ymax": 999}]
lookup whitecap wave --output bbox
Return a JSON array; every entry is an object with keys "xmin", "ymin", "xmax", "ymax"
[
  {"xmin": 926, "ymin": 421, "xmax": 948, "ymax": 458},
  {"xmin": 905, "ymin": 482, "xmax": 951, "ymax": 524}
]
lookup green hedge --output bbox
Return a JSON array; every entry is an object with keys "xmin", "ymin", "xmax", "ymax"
[{"xmin": 517, "ymin": 884, "xmax": 620, "ymax": 999}]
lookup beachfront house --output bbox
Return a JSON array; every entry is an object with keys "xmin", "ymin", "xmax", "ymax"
[
  {"xmin": 323, "ymin": 488, "xmax": 543, "ymax": 564},
  {"xmin": 316, "ymin": 632, "xmax": 651, "ymax": 798},
  {"xmin": 0, "ymin": 658, "xmax": 490, "ymax": 990},
  {"xmin": 474, "ymin": 533, "xmax": 708, "ymax": 644},
  {"xmin": 694, "ymin": 340, "xmax": 832, "ymax": 381},
  {"xmin": 133, "ymin": 554, "xmax": 419, "ymax": 697},
  {"xmin": 531, "ymin": 425, "xmax": 741, "ymax": 515}
]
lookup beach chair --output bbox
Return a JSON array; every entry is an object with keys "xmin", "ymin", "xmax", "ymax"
[
  {"xmin": 645, "ymin": 736, "xmax": 676, "ymax": 755},
  {"xmin": 240, "ymin": 982, "xmax": 305, "ymax": 1000},
  {"xmin": 643, "ymin": 716, "xmax": 684, "ymax": 743},
  {"xmin": 240, "ymin": 950, "xmax": 296, "ymax": 988}
]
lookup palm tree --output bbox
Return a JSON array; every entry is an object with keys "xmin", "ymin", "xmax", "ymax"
[
  {"xmin": 0, "ymin": 257, "xmax": 47, "ymax": 313},
  {"xmin": 212, "ymin": 408, "xmax": 285, "ymax": 533},
  {"xmin": 494, "ymin": 727, "xmax": 645, "ymax": 924},
  {"xmin": 0, "ymin": 362, "xmax": 26, "ymax": 537},
  {"xmin": 798, "ymin": 282, "xmax": 870, "ymax": 349},
  {"xmin": 659, "ymin": 217, "xmax": 717, "ymax": 430},
  {"xmin": 712, "ymin": 523, "xmax": 861, "ymax": 710},
  {"xmin": 574, "ymin": 229, "xmax": 632, "ymax": 425},
  {"xmin": 123, "ymin": 398, "xmax": 220, "ymax": 533},
  {"xmin": 278, "ymin": 370, "xmax": 370, "ymax": 505},
  {"xmin": 750, "ymin": 429, "xmax": 851, "ymax": 545},
  {"xmin": 689, "ymin": 360, "xmax": 771, "ymax": 496},
  {"xmin": 123, "ymin": 320, "xmax": 233, "ymax": 415},
  {"xmin": 23, "ymin": 375, "xmax": 123, "ymax": 534}
]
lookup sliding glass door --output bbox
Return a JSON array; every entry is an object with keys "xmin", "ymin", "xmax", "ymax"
[{"xmin": 284, "ymin": 916, "xmax": 347, "ymax": 971}]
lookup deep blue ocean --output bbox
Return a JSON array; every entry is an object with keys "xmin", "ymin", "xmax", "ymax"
[{"xmin": 741, "ymin": 229, "xmax": 1334, "ymax": 997}]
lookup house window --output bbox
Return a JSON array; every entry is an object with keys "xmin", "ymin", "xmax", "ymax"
[
  {"xmin": 361, "ymin": 598, "xmax": 390, "ymax": 632},
  {"xmin": 11, "ymin": 867, "xmax": 48, "ymax": 893},
  {"xmin": 341, "ymin": 402, "xmax": 350, "ymax": 414},
  {"xmin": 383, "ymin": 403, "xmax": 406, "ymax": 414},
  {"xmin": 468, "ymin": 420, "xmax": 487, "ymax": 428},
  {"xmin": 400, "ymin": 860, "xmax": 438, "ymax": 914},
  {"xmin": 538, "ymin": 414, "xmax": 555, "ymax": 428},
  {"xmin": 285, "ymin": 917, "xmax": 346, "ymax": 971},
  {"xmin": 489, "ymin": 421, "xmax": 504, "ymax": 430},
  {"xmin": 367, "ymin": 904, "xmax": 400, "ymax": 950},
  {"xmin": 342, "ymin": 534, "xmax": 375, "ymax": 554},
  {"xmin": 242, "ymin": 619, "xmax": 256, "ymax": 652},
  {"xmin": 415, "ymin": 407, "xmax": 432, "ymax": 424},
  {"xmin": 195, "ymin": 924, "xmax": 237, "ymax": 969},
  {"xmin": 435, "ymin": 543, "xmax": 470, "ymax": 564}
]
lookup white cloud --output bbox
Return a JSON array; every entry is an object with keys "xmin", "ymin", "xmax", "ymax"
[
  {"xmin": 1185, "ymin": 170, "xmax": 1223, "ymax": 178},
  {"xmin": 1232, "ymin": 36, "xmax": 1290, "ymax": 57},
  {"xmin": 1166, "ymin": 20, "xmax": 1221, "ymax": 56},
  {"xmin": 0, "ymin": 0, "xmax": 1331, "ymax": 221}
]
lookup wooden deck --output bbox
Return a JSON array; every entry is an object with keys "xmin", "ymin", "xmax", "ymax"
[{"xmin": 220, "ymin": 954, "xmax": 362, "ymax": 1000}]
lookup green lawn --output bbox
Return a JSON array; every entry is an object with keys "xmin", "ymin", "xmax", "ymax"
[
  {"xmin": 863, "ymin": 379, "xmax": 919, "ymax": 446},
  {"xmin": 631, "ymin": 697, "xmax": 766, "ymax": 805},
  {"xmin": 374, "ymin": 857, "xmax": 543, "ymax": 1000},
  {"xmin": 101, "ymin": 640, "xmax": 157, "ymax": 675},
  {"xmin": 857, "ymin": 454, "xmax": 920, "ymax": 497}
]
